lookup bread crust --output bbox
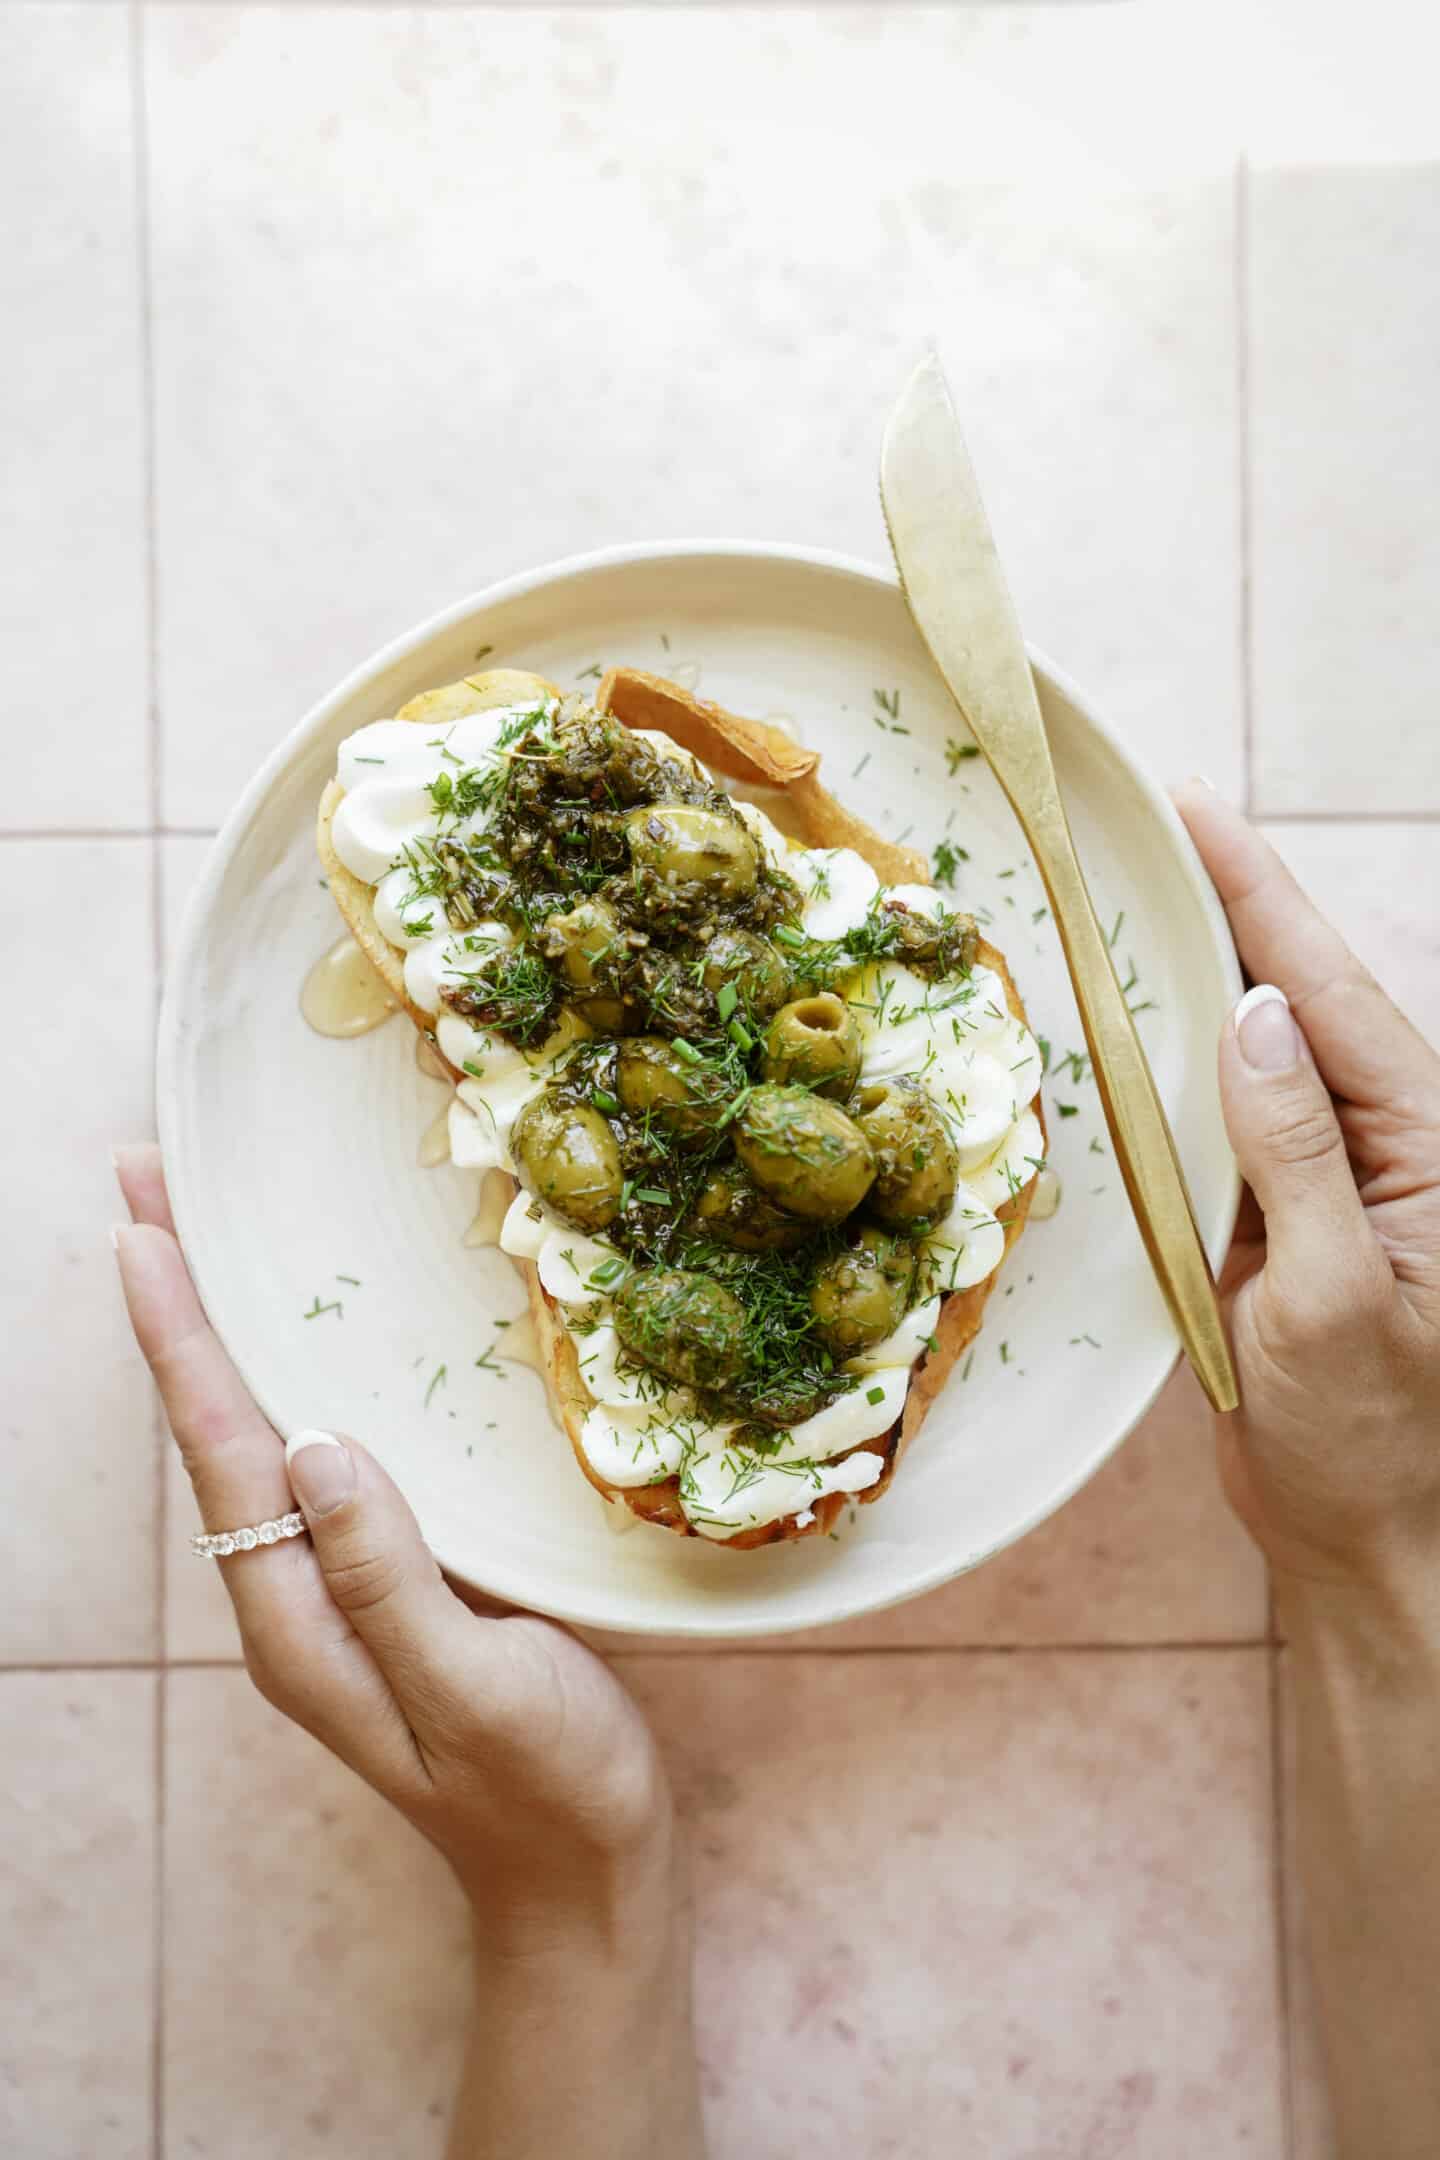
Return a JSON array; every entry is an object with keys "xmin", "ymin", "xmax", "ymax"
[{"xmin": 317, "ymin": 666, "xmax": 1043, "ymax": 1546}]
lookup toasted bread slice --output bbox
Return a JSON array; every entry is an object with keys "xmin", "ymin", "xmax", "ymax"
[{"xmin": 318, "ymin": 666, "xmax": 1042, "ymax": 1546}]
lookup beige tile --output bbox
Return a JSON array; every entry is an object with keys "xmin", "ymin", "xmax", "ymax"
[
  {"xmin": 589, "ymin": 1365, "xmax": 1266, "ymax": 1654},
  {"xmin": 146, "ymin": 6, "xmax": 1241, "ymax": 826},
  {"xmin": 0, "ymin": 840, "xmax": 158, "ymax": 1660},
  {"xmin": 1258, "ymin": 819, "xmax": 1440, "ymax": 1056},
  {"xmin": 620, "ymin": 1647, "xmax": 1284, "ymax": 2155},
  {"xmin": 1278, "ymin": 1655, "xmax": 1337, "ymax": 2159},
  {"xmin": 164, "ymin": 1443, "xmax": 238, "ymax": 1663},
  {"xmin": 164, "ymin": 1669, "xmax": 471, "ymax": 2157},
  {"xmin": 1250, "ymin": 163, "xmax": 1440, "ymax": 813},
  {"xmin": 0, "ymin": 1673, "xmax": 156, "ymax": 2160},
  {"xmin": 0, "ymin": 7, "xmax": 147, "ymax": 831},
  {"xmin": 1232, "ymin": 0, "xmax": 1440, "ymax": 169}
]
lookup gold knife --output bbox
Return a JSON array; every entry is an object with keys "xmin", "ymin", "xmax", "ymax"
[{"xmin": 880, "ymin": 353, "xmax": 1238, "ymax": 1414}]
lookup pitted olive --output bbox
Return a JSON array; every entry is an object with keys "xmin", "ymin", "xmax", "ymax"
[
  {"xmin": 511, "ymin": 1091, "xmax": 623, "ymax": 1234},
  {"xmin": 614, "ymin": 1269, "xmax": 748, "ymax": 1391},
  {"xmin": 624, "ymin": 804, "xmax": 758, "ymax": 898},
  {"xmin": 540, "ymin": 899, "xmax": 619, "ymax": 994},
  {"xmin": 691, "ymin": 1162, "xmax": 812, "ymax": 1252},
  {"xmin": 810, "ymin": 1228, "xmax": 916, "ymax": 1355},
  {"xmin": 852, "ymin": 1077, "xmax": 958, "ymax": 1230},
  {"xmin": 762, "ymin": 993, "xmax": 863, "ymax": 1098},
  {"xmin": 734, "ymin": 1085, "xmax": 875, "ymax": 1224},
  {"xmin": 615, "ymin": 1037, "xmax": 728, "ymax": 1146},
  {"xmin": 701, "ymin": 927, "xmax": 790, "ymax": 1020}
]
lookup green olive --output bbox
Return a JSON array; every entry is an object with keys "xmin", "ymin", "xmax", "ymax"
[
  {"xmin": 613, "ymin": 1269, "xmax": 748, "ymax": 1390},
  {"xmin": 742, "ymin": 1378, "xmax": 832, "ymax": 1429},
  {"xmin": 762, "ymin": 993, "xmax": 863, "ymax": 1098},
  {"xmin": 511, "ymin": 1091, "xmax": 623, "ymax": 1234},
  {"xmin": 852, "ymin": 1077, "xmax": 959, "ymax": 1230},
  {"xmin": 624, "ymin": 804, "xmax": 758, "ymax": 898},
  {"xmin": 691, "ymin": 1162, "xmax": 812, "ymax": 1252},
  {"xmin": 573, "ymin": 993, "xmax": 629, "ymax": 1036},
  {"xmin": 810, "ymin": 1229, "xmax": 916, "ymax": 1356},
  {"xmin": 540, "ymin": 899, "xmax": 619, "ymax": 995},
  {"xmin": 734, "ymin": 1084, "xmax": 875, "ymax": 1224},
  {"xmin": 877, "ymin": 902, "xmax": 980, "ymax": 978},
  {"xmin": 615, "ymin": 1037, "xmax": 728, "ymax": 1146},
  {"xmin": 701, "ymin": 927, "xmax": 790, "ymax": 1020}
]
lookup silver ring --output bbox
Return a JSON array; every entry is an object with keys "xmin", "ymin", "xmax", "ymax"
[{"xmin": 191, "ymin": 1511, "xmax": 308, "ymax": 1559}]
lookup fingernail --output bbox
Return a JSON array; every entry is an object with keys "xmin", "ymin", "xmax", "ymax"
[
  {"xmin": 285, "ymin": 1429, "xmax": 354, "ymax": 1516},
  {"xmin": 1193, "ymin": 773, "xmax": 1218, "ymax": 792},
  {"xmin": 1235, "ymin": 983, "xmax": 1299, "ymax": 1072}
]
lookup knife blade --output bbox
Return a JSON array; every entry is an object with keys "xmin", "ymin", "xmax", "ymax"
[{"xmin": 880, "ymin": 352, "xmax": 1238, "ymax": 1414}]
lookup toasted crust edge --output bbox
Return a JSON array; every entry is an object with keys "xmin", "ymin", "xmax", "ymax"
[{"xmin": 317, "ymin": 665, "xmax": 1042, "ymax": 1548}]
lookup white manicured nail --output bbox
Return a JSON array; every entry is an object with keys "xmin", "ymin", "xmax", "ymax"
[
  {"xmin": 1234, "ymin": 983, "xmax": 1299, "ymax": 1072},
  {"xmin": 285, "ymin": 1430, "xmax": 354, "ymax": 1516}
]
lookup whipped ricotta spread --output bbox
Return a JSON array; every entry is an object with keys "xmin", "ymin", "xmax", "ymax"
[{"xmin": 329, "ymin": 698, "xmax": 1044, "ymax": 1540}]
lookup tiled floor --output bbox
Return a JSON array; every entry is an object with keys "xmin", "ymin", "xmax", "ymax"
[{"xmin": 7, "ymin": 2, "xmax": 1439, "ymax": 2153}]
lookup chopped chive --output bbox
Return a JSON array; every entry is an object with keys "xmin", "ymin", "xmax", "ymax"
[
  {"xmin": 588, "ymin": 1256, "xmax": 625, "ymax": 1287},
  {"xmin": 715, "ymin": 983, "xmax": 739, "ymax": 1021},
  {"xmin": 634, "ymin": 1187, "xmax": 671, "ymax": 1207},
  {"xmin": 591, "ymin": 1087, "xmax": 621, "ymax": 1115},
  {"xmin": 670, "ymin": 1038, "xmax": 703, "ymax": 1065},
  {"xmin": 727, "ymin": 1019, "xmax": 754, "ymax": 1052},
  {"xmin": 866, "ymin": 1384, "xmax": 885, "ymax": 1405},
  {"xmin": 1056, "ymin": 1102, "xmax": 1079, "ymax": 1119},
  {"xmin": 773, "ymin": 926, "xmax": 805, "ymax": 950}
]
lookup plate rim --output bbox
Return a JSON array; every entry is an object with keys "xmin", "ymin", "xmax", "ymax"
[{"xmin": 158, "ymin": 536, "xmax": 1242, "ymax": 1636}]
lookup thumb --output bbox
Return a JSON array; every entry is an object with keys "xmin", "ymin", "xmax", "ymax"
[
  {"xmin": 1219, "ymin": 984, "xmax": 1375, "ymax": 1288},
  {"xmin": 285, "ymin": 1429, "xmax": 470, "ymax": 1695}
]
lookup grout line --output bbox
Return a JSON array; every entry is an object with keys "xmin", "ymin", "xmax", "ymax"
[
  {"xmin": 150, "ymin": 1626, "xmax": 166, "ymax": 2160},
  {"xmin": 1269, "ymin": 1644, "xmax": 1296, "ymax": 2159},
  {"xmin": 0, "ymin": 1640, "xmax": 1273, "ymax": 1673},
  {"xmin": 129, "ymin": 1, "xmax": 161, "ymax": 840},
  {"xmin": 1234, "ymin": 153, "xmax": 1255, "ymax": 819},
  {"xmin": 599, "ymin": 1639, "xmax": 1272, "ymax": 1658},
  {"xmin": 0, "ymin": 828, "xmax": 160, "ymax": 843},
  {"xmin": 127, "ymin": 11, "xmax": 165, "ymax": 2156},
  {"xmin": 0, "ymin": 828, "xmax": 220, "ymax": 842},
  {"xmin": 1258, "ymin": 808, "xmax": 1440, "ymax": 827}
]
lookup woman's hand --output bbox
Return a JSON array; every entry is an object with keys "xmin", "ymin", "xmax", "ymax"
[
  {"xmin": 1176, "ymin": 785, "xmax": 1440, "ymax": 2160},
  {"xmin": 112, "ymin": 1142, "xmax": 705, "ymax": 2160},
  {"xmin": 1174, "ymin": 782, "xmax": 1440, "ymax": 1592}
]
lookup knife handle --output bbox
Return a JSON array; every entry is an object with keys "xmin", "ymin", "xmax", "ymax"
[{"xmin": 1025, "ymin": 796, "xmax": 1239, "ymax": 1414}]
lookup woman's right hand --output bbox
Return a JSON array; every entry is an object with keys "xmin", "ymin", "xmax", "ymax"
[{"xmin": 1173, "ymin": 781, "xmax": 1440, "ymax": 1594}]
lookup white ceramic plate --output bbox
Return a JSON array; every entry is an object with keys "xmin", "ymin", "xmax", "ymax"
[{"xmin": 160, "ymin": 541, "xmax": 1240, "ymax": 1638}]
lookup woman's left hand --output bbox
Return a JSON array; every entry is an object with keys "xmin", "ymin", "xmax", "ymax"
[{"xmin": 113, "ymin": 1141, "xmax": 705, "ymax": 2160}]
